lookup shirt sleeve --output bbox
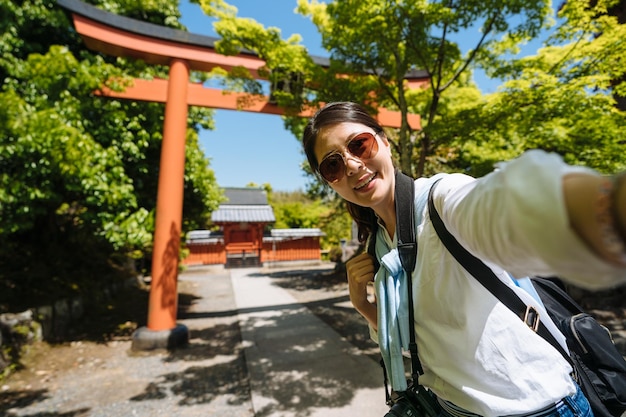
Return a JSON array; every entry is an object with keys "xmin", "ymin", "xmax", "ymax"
[{"xmin": 432, "ymin": 149, "xmax": 626, "ymax": 290}]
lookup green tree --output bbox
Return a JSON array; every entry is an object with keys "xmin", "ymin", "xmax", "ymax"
[
  {"xmin": 444, "ymin": 0, "xmax": 626, "ymax": 176},
  {"xmin": 589, "ymin": 0, "xmax": 626, "ymax": 111},
  {"xmin": 268, "ymin": 190, "xmax": 352, "ymax": 250},
  {"xmin": 297, "ymin": 0, "xmax": 553, "ymax": 177},
  {"xmin": 0, "ymin": 0, "xmax": 221, "ymax": 310},
  {"xmin": 199, "ymin": 0, "xmax": 624, "ymax": 173}
]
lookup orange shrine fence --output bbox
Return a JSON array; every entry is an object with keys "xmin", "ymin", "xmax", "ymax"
[{"xmin": 183, "ymin": 229, "xmax": 324, "ymax": 267}]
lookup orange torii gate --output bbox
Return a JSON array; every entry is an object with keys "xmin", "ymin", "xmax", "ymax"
[{"xmin": 57, "ymin": 0, "xmax": 428, "ymax": 350}]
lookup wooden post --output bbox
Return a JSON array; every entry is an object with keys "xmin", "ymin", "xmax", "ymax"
[{"xmin": 147, "ymin": 58, "xmax": 189, "ymax": 331}]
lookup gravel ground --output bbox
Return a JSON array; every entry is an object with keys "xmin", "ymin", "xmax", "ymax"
[
  {"xmin": 1, "ymin": 264, "xmax": 624, "ymax": 417},
  {"xmin": 0, "ymin": 264, "xmax": 376, "ymax": 417}
]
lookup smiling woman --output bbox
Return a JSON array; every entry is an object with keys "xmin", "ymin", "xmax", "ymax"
[{"xmin": 301, "ymin": 101, "xmax": 626, "ymax": 417}]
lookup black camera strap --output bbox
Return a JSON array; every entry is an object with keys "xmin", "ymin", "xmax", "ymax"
[
  {"xmin": 394, "ymin": 170, "xmax": 422, "ymax": 381},
  {"xmin": 370, "ymin": 171, "xmax": 424, "ymax": 403},
  {"xmin": 369, "ymin": 171, "xmax": 442, "ymax": 416}
]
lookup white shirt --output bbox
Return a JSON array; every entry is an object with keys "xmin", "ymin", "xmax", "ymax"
[{"xmin": 373, "ymin": 150, "xmax": 626, "ymax": 417}]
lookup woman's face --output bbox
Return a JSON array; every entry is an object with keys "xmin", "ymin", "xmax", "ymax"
[{"xmin": 314, "ymin": 122, "xmax": 395, "ymax": 215}]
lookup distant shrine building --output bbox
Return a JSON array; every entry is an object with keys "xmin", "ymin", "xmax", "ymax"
[{"xmin": 184, "ymin": 188, "xmax": 324, "ymax": 267}]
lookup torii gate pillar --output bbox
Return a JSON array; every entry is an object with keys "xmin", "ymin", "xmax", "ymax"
[{"xmin": 132, "ymin": 59, "xmax": 191, "ymax": 350}]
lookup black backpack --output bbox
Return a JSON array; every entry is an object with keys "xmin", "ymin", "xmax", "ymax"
[{"xmin": 530, "ymin": 277, "xmax": 626, "ymax": 417}]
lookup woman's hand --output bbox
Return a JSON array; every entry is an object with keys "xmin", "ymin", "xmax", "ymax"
[
  {"xmin": 346, "ymin": 252, "xmax": 378, "ymax": 329},
  {"xmin": 564, "ymin": 173, "xmax": 626, "ymax": 267}
]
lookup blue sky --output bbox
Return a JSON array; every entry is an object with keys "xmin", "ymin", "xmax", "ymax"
[
  {"xmin": 179, "ymin": 0, "xmax": 325, "ymax": 192},
  {"xmin": 178, "ymin": 0, "xmax": 552, "ymax": 191}
]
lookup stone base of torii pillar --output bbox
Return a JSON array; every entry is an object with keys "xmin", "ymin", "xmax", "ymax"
[{"xmin": 131, "ymin": 324, "xmax": 189, "ymax": 351}]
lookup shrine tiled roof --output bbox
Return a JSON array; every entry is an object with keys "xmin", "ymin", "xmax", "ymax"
[
  {"xmin": 211, "ymin": 205, "xmax": 275, "ymax": 223},
  {"xmin": 211, "ymin": 188, "xmax": 275, "ymax": 223}
]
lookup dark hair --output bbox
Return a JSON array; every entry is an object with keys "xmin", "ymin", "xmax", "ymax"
[{"xmin": 302, "ymin": 102, "xmax": 383, "ymax": 243}]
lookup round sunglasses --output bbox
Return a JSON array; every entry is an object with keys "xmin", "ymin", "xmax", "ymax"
[{"xmin": 318, "ymin": 131, "xmax": 380, "ymax": 183}]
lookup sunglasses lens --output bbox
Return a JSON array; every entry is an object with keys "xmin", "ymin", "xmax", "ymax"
[
  {"xmin": 319, "ymin": 154, "xmax": 344, "ymax": 183},
  {"xmin": 347, "ymin": 132, "xmax": 378, "ymax": 159},
  {"xmin": 318, "ymin": 132, "xmax": 380, "ymax": 183}
]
